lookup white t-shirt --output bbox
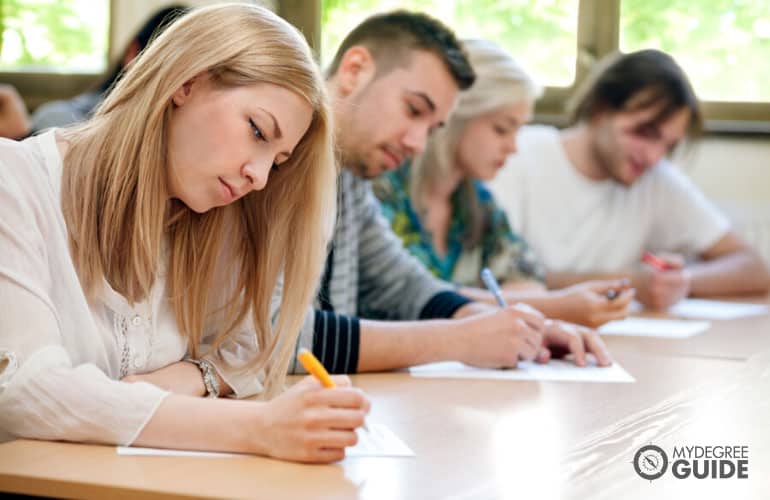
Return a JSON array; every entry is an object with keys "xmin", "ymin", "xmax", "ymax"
[
  {"xmin": 489, "ymin": 125, "xmax": 730, "ymax": 274},
  {"xmin": 0, "ymin": 131, "xmax": 263, "ymax": 445}
]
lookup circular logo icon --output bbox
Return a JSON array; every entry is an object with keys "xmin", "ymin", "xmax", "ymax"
[{"xmin": 633, "ymin": 445, "xmax": 668, "ymax": 480}]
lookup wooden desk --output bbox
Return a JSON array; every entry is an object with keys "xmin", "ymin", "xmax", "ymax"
[
  {"xmin": 604, "ymin": 294, "xmax": 770, "ymax": 360},
  {"xmin": 0, "ymin": 346, "xmax": 744, "ymax": 500},
  {"xmin": 562, "ymin": 349, "xmax": 770, "ymax": 500}
]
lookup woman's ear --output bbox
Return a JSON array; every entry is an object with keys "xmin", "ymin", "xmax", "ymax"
[{"xmin": 171, "ymin": 73, "xmax": 206, "ymax": 107}]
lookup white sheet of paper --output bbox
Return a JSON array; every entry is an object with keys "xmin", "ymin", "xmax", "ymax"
[
  {"xmin": 346, "ymin": 423, "xmax": 414, "ymax": 457},
  {"xmin": 409, "ymin": 359, "xmax": 634, "ymax": 383},
  {"xmin": 668, "ymin": 298, "xmax": 769, "ymax": 320},
  {"xmin": 599, "ymin": 317, "xmax": 710, "ymax": 338},
  {"xmin": 117, "ymin": 423, "xmax": 414, "ymax": 459}
]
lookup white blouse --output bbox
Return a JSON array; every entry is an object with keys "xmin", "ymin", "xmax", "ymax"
[{"xmin": 0, "ymin": 132, "xmax": 263, "ymax": 445}]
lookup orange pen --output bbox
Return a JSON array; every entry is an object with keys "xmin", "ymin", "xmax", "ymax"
[
  {"xmin": 642, "ymin": 251, "xmax": 673, "ymax": 272},
  {"xmin": 298, "ymin": 348, "xmax": 336, "ymax": 388},
  {"xmin": 298, "ymin": 348, "xmax": 369, "ymax": 431}
]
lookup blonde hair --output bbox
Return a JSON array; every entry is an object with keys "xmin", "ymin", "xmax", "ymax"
[
  {"xmin": 60, "ymin": 3, "xmax": 337, "ymax": 398},
  {"xmin": 410, "ymin": 39, "xmax": 540, "ymax": 247}
]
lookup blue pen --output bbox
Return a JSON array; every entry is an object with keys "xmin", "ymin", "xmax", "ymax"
[{"xmin": 481, "ymin": 268, "xmax": 507, "ymax": 308}]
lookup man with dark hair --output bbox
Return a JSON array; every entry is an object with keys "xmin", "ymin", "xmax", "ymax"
[
  {"xmin": 491, "ymin": 49, "xmax": 769, "ymax": 311},
  {"xmin": 327, "ymin": 10, "xmax": 475, "ymax": 180},
  {"xmin": 287, "ymin": 11, "xmax": 612, "ymax": 375},
  {"xmin": 326, "ymin": 10, "xmax": 475, "ymax": 88}
]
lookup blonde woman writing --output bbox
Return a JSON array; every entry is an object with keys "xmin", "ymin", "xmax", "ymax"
[
  {"xmin": 373, "ymin": 39, "xmax": 634, "ymax": 329},
  {"xmin": 0, "ymin": 4, "xmax": 368, "ymax": 464}
]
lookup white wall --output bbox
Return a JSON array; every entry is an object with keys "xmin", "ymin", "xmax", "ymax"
[
  {"xmin": 683, "ymin": 136, "xmax": 770, "ymax": 204},
  {"xmin": 681, "ymin": 136, "xmax": 770, "ymax": 263}
]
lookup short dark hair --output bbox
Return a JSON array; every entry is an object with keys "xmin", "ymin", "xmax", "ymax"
[
  {"xmin": 134, "ymin": 5, "xmax": 189, "ymax": 50},
  {"xmin": 326, "ymin": 10, "xmax": 475, "ymax": 91},
  {"xmin": 101, "ymin": 5, "xmax": 189, "ymax": 92},
  {"xmin": 567, "ymin": 49, "xmax": 702, "ymax": 137}
]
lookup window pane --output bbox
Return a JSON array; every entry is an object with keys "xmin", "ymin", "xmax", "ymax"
[
  {"xmin": 322, "ymin": 0, "xmax": 578, "ymax": 87},
  {"xmin": 1, "ymin": 0, "xmax": 109, "ymax": 73},
  {"xmin": 620, "ymin": 0, "xmax": 770, "ymax": 103}
]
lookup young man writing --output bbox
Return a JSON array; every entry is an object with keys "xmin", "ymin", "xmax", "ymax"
[
  {"xmin": 491, "ymin": 49, "xmax": 769, "ymax": 311},
  {"xmin": 289, "ymin": 11, "xmax": 611, "ymax": 374}
]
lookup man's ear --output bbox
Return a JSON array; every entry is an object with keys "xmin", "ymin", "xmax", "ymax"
[
  {"xmin": 121, "ymin": 40, "xmax": 141, "ymax": 68},
  {"xmin": 171, "ymin": 73, "xmax": 204, "ymax": 107},
  {"xmin": 335, "ymin": 46, "xmax": 377, "ymax": 96},
  {"xmin": 589, "ymin": 105, "xmax": 611, "ymax": 127}
]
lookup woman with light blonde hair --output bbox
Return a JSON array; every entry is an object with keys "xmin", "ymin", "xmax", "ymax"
[
  {"xmin": 0, "ymin": 3, "xmax": 369, "ymax": 463},
  {"xmin": 374, "ymin": 38, "xmax": 634, "ymax": 331}
]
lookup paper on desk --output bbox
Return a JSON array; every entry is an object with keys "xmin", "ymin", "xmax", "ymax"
[
  {"xmin": 117, "ymin": 423, "xmax": 413, "ymax": 458},
  {"xmin": 409, "ymin": 359, "xmax": 634, "ymax": 383},
  {"xmin": 668, "ymin": 298, "xmax": 769, "ymax": 320},
  {"xmin": 347, "ymin": 423, "xmax": 414, "ymax": 457},
  {"xmin": 599, "ymin": 317, "xmax": 710, "ymax": 338}
]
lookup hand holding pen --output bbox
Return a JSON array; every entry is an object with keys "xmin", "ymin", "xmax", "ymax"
[
  {"xmin": 479, "ymin": 268, "xmax": 550, "ymax": 365},
  {"xmin": 637, "ymin": 251, "xmax": 691, "ymax": 310},
  {"xmin": 299, "ymin": 348, "xmax": 369, "ymax": 432},
  {"xmin": 482, "ymin": 268, "xmax": 613, "ymax": 367},
  {"xmin": 256, "ymin": 349, "xmax": 369, "ymax": 463}
]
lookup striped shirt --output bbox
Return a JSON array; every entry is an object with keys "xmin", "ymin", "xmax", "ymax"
[{"xmin": 289, "ymin": 169, "xmax": 471, "ymax": 374}]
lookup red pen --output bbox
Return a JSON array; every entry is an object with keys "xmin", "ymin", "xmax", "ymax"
[{"xmin": 642, "ymin": 251, "xmax": 672, "ymax": 271}]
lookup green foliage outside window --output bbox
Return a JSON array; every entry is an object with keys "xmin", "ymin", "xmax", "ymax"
[
  {"xmin": 323, "ymin": 0, "xmax": 770, "ymax": 104},
  {"xmin": 621, "ymin": 0, "xmax": 770, "ymax": 102},
  {"xmin": 3, "ymin": 0, "xmax": 766, "ymax": 104},
  {"xmin": 0, "ymin": 0, "xmax": 109, "ymax": 72},
  {"xmin": 322, "ymin": 0, "xmax": 579, "ymax": 88}
]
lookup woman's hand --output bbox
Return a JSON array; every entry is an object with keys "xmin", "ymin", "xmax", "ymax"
[
  {"xmin": 550, "ymin": 279, "xmax": 634, "ymax": 327},
  {"xmin": 255, "ymin": 375, "xmax": 371, "ymax": 463}
]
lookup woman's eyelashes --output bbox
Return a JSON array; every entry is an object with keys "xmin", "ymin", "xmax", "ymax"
[
  {"xmin": 248, "ymin": 117, "xmax": 288, "ymax": 173},
  {"xmin": 249, "ymin": 118, "xmax": 267, "ymax": 141},
  {"xmin": 407, "ymin": 102, "xmax": 422, "ymax": 118}
]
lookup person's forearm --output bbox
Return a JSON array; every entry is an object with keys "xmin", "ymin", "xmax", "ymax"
[
  {"xmin": 459, "ymin": 280, "xmax": 547, "ymax": 302},
  {"xmin": 459, "ymin": 285, "xmax": 566, "ymax": 317},
  {"xmin": 357, "ymin": 318, "xmax": 464, "ymax": 372},
  {"xmin": 123, "ymin": 361, "xmax": 233, "ymax": 397},
  {"xmin": 502, "ymin": 280, "xmax": 548, "ymax": 292},
  {"xmin": 451, "ymin": 301, "xmax": 491, "ymax": 319},
  {"xmin": 688, "ymin": 250, "xmax": 770, "ymax": 296},
  {"xmin": 133, "ymin": 394, "xmax": 264, "ymax": 453},
  {"xmin": 503, "ymin": 293, "xmax": 562, "ymax": 319},
  {"xmin": 457, "ymin": 286, "xmax": 502, "ymax": 305},
  {"xmin": 546, "ymin": 271, "xmax": 631, "ymax": 289}
]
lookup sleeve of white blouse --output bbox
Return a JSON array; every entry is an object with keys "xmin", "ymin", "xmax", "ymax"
[
  {"xmin": 201, "ymin": 327, "xmax": 263, "ymax": 399},
  {"xmin": 0, "ymin": 157, "xmax": 168, "ymax": 445},
  {"xmin": 200, "ymin": 275, "xmax": 285, "ymax": 399}
]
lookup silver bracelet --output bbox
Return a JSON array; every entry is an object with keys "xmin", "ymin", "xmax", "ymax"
[{"xmin": 185, "ymin": 358, "xmax": 220, "ymax": 398}]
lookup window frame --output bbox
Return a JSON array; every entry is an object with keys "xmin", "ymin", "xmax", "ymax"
[
  {"xmin": 287, "ymin": 0, "xmax": 769, "ymax": 134},
  {"xmin": 582, "ymin": 0, "xmax": 770, "ymax": 134},
  {"xmin": 0, "ymin": 0, "xmax": 114, "ymax": 112},
  {"xmin": 4, "ymin": 1, "xmax": 766, "ymax": 132}
]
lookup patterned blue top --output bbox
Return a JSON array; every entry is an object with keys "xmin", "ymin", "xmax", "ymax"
[{"xmin": 373, "ymin": 163, "xmax": 544, "ymax": 287}]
